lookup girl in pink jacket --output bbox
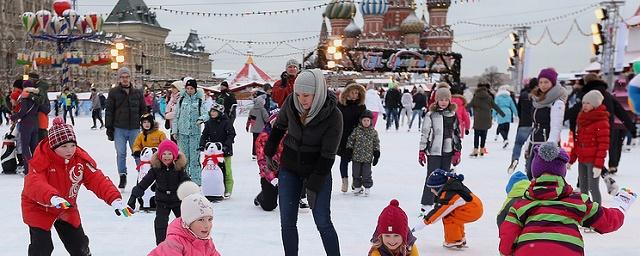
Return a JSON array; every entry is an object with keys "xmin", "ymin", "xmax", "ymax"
[{"xmin": 149, "ymin": 181, "xmax": 221, "ymax": 256}]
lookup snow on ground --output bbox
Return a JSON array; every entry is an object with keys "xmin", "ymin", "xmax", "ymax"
[{"xmin": 1, "ymin": 116, "xmax": 639, "ymax": 255}]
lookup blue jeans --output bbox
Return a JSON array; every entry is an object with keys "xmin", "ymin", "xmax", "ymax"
[
  {"xmin": 511, "ymin": 126, "xmax": 532, "ymax": 161},
  {"xmin": 409, "ymin": 109, "xmax": 423, "ymax": 129},
  {"xmin": 339, "ymin": 157, "xmax": 350, "ymax": 178},
  {"xmin": 114, "ymin": 128, "xmax": 140, "ymax": 175},
  {"xmin": 385, "ymin": 107, "xmax": 400, "ymax": 130},
  {"xmin": 279, "ymin": 168, "xmax": 340, "ymax": 256}
]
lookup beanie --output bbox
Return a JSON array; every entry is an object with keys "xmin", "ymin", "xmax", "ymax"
[
  {"xmin": 427, "ymin": 169, "xmax": 464, "ymax": 190},
  {"xmin": 220, "ymin": 81, "xmax": 229, "ymax": 88},
  {"xmin": 505, "ymin": 171, "xmax": 529, "ymax": 193},
  {"xmin": 158, "ymin": 140, "xmax": 179, "ymax": 161},
  {"xmin": 582, "ymin": 90, "xmax": 604, "ymax": 108},
  {"xmin": 48, "ymin": 117, "xmax": 77, "ymax": 149},
  {"xmin": 375, "ymin": 199, "xmax": 409, "ymax": 243},
  {"xmin": 537, "ymin": 68, "xmax": 558, "ymax": 86},
  {"xmin": 171, "ymin": 80, "xmax": 185, "ymax": 91},
  {"xmin": 294, "ymin": 69, "xmax": 320, "ymax": 94},
  {"xmin": 177, "ymin": 181, "xmax": 214, "ymax": 226},
  {"xmin": 286, "ymin": 59, "xmax": 300, "ymax": 69},
  {"xmin": 185, "ymin": 79, "xmax": 197, "ymax": 89},
  {"xmin": 360, "ymin": 110, "xmax": 373, "ymax": 120},
  {"xmin": 28, "ymin": 72, "xmax": 40, "ymax": 80},
  {"xmin": 531, "ymin": 142, "xmax": 569, "ymax": 178},
  {"xmin": 435, "ymin": 87, "xmax": 452, "ymax": 101},
  {"xmin": 117, "ymin": 67, "xmax": 131, "ymax": 77},
  {"xmin": 140, "ymin": 113, "xmax": 155, "ymax": 131}
]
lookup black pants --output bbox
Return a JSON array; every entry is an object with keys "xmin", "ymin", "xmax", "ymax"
[
  {"xmin": 256, "ymin": 177, "xmax": 279, "ymax": 211},
  {"xmin": 63, "ymin": 105, "xmax": 74, "ymax": 125},
  {"xmin": 28, "ymin": 220, "xmax": 91, "ymax": 256},
  {"xmin": 497, "ymin": 123, "xmax": 510, "ymax": 141},
  {"xmin": 155, "ymin": 203, "xmax": 181, "ymax": 245},
  {"xmin": 473, "ymin": 129, "xmax": 488, "ymax": 148},
  {"xmin": 91, "ymin": 109, "xmax": 104, "ymax": 127},
  {"xmin": 421, "ymin": 154, "xmax": 452, "ymax": 206},
  {"xmin": 608, "ymin": 128, "xmax": 627, "ymax": 169},
  {"xmin": 252, "ymin": 132, "xmax": 260, "ymax": 156}
]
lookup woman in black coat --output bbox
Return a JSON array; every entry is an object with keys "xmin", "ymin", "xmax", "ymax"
[
  {"xmin": 336, "ymin": 83, "xmax": 366, "ymax": 193},
  {"xmin": 265, "ymin": 69, "xmax": 343, "ymax": 256}
]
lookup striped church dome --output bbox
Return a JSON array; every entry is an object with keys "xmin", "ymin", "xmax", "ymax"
[
  {"xmin": 325, "ymin": 0, "xmax": 356, "ymax": 20},
  {"xmin": 360, "ymin": 0, "xmax": 389, "ymax": 16}
]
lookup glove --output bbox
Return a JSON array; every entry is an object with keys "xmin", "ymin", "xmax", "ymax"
[
  {"xmin": 593, "ymin": 167, "xmax": 602, "ymax": 179},
  {"xmin": 372, "ymin": 150, "xmax": 380, "ymax": 166},
  {"xmin": 106, "ymin": 128, "xmax": 114, "ymax": 141},
  {"xmin": 452, "ymin": 151, "xmax": 461, "ymax": 166},
  {"xmin": 270, "ymin": 178, "xmax": 279, "ymax": 187},
  {"xmin": 611, "ymin": 188, "xmax": 637, "ymax": 214},
  {"xmin": 50, "ymin": 196, "xmax": 72, "ymax": 209},
  {"xmin": 465, "ymin": 130, "xmax": 470, "ymax": 136},
  {"xmin": 306, "ymin": 189, "xmax": 317, "ymax": 210},
  {"xmin": 418, "ymin": 150, "xmax": 427, "ymax": 167},
  {"xmin": 127, "ymin": 194, "xmax": 138, "ymax": 210},
  {"xmin": 132, "ymin": 151, "xmax": 141, "ymax": 158},
  {"xmin": 111, "ymin": 199, "xmax": 134, "ymax": 217},
  {"xmin": 266, "ymin": 157, "xmax": 279, "ymax": 171},
  {"xmin": 411, "ymin": 217, "xmax": 427, "ymax": 233}
]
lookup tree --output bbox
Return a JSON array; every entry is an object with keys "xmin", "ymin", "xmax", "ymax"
[{"xmin": 480, "ymin": 66, "xmax": 508, "ymax": 90}]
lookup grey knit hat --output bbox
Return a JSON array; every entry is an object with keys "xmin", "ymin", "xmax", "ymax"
[
  {"xmin": 582, "ymin": 90, "xmax": 604, "ymax": 108},
  {"xmin": 435, "ymin": 87, "xmax": 452, "ymax": 101},
  {"xmin": 294, "ymin": 70, "xmax": 320, "ymax": 94},
  {"xmin": 117, "ymin": 67, "xmax": 131, "ymax": 77},
  {"xmin": 286, "ymin": 59, "xmax": 300, "ymax": 69}
]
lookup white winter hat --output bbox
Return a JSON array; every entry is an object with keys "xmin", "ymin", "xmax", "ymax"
[
  {"xmin": 178, "ymin": 181, "xmax": 213, "ymax": 226},
  {"xmin": 171, "ymin": 80, "xmax": 185, "ymax": 91}
]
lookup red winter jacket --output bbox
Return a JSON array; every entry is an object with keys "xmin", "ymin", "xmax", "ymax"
[
  {"xmin": 451, "ymin": 95, "xmax": 471, "ymax": 138},
  {"xmin": 272, "ymin": 73, "xmax": 296, "ymax": 107},
  {"xmin": 21, "ymin": 139, "xmax": 122, "ymax": 231},
  {"xmin": 569, "ymin": 105, "xmax": 610, "ymax": 169}
]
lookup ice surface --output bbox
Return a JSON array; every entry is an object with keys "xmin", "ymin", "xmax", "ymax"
[{"xmin": 1, "ymin": 116, "xmax": 638, "ymax": 255}]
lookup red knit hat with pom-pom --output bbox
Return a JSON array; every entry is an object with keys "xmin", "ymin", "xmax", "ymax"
[
  {"xmin": 376, "ymin": 199, "xmax": 409, "ymax": 242},
  {"xmin": 48, "ymin": 117, "xmax": 76, "ymax": 149}
]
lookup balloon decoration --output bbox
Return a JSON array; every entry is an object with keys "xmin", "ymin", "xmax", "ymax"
[
  {"xmin": 48, "ymin": 17, "xmax": 69, "ymax": 35},
  {"xmin": 35, "ymin": 10, "xmax": 52, "ymax": 34},
  {"xmin": 62, "ymin": 9, "xmax": 79, "ymax": 31},
  {"xmin": 52, "ymin": 0, "xmax": 72, "ymax": 16},
  {"xmin": 76, "ymin": 19, "xmax": 88, "ymax": 34},
  {"xmin": 84, "ymin": 13, "xmax": 103, "ymax": 32},
  {"xmin": 21, "ymin": 12, "xmax": 37, "ymax": 33}
]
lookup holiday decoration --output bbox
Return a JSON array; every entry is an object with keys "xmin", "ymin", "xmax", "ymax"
[{"xmin": 52, "ymin": 0, "xmax": 72, "ymax": 16}]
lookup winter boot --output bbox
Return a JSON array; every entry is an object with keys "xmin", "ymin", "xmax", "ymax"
[
  {"xmin": 608, "ymin": 167, "xmax": 618, "ymax": 175},
  {"xmin": 254, "ymin": 196, "xmax": 260, "ymax": 207},
  {"xmin": 90, "ymin": 126, "xmax": 97, "ymax": 130},
  {"xmin": 341, "ymin": 177, "xmax": 348, "ymax": 193},
  {"xmin": 364, "ymin": 188, "xmax": 370, "ymax": 196},
  {"xmin": 469, "ymin": 148, "xmax": 479, "ymax": 158},
  {"xmin": 502, "ymin": 140, "xmax": 509, "ymax": 149},
  {"xmin": 443, "ymin": 238, "xmax": 467, "ymax": 249},
  {"xmin": 224, "ymin": 192, "xmax": 232, "ymax": 199},
  {"xmin": 480, "ymin": 148, "xmax": 487, "ymax": 156},
  {"xmin": 118, "ymin": 174, "xmax": 127, "ymax": 189},
  {"xmin": 508, "ymin": 159, "xmax": 519, "ymax": 174}
]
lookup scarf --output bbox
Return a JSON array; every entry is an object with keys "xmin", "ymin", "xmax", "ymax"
[
  {"xmin": 136, "ymin": 160, "xmax": 151, "ymax": 171},
  {"xmin": 292, "ymin": 69, "xmax": 327, "ymax": 125},
  {"xmin": 532, "ymin": 85, "xmax": 567, "ymax": 109},
  {"xmin": 202, "ymin": 154, "xmax": 224, "ymax": 167}
]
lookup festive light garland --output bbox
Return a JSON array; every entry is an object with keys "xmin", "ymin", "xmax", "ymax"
[
  {"xmin": 167, "ymin": 35, "xmax": 319, "ymax": 47},
  {"xmin": 452, "ymin": 35, "xmax": 509, "ymax": 52},
  {"xmin": 451, "ymin": 3, "xmax": 598, "ymax": 28},
  {"xmin": 454, "ymin": 28, "xmax": 511, "ymax": 43}
]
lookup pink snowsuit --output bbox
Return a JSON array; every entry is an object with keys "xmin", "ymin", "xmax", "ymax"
[
  {"xmin": 149, "ymin": 217, "xmax": 221, "ymax": 256},
  {"xmin": 451, "ymin": 95, "xmax": 471, "ymax": 138}
]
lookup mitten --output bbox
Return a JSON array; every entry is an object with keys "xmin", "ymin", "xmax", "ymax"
[
  {"xmin": 266, "ymin": 157, "xmax": 279, "ymax": 171},
  {"xmin": 372, "ymin": 150, "xmax": 380, "ymax": 166},
  {"xmin": 452, "ymin": 151, "xmax": 461, "ymax": 166},
  {"xmin": 111, "ymin": 199, "xmax": 134, "ymax": 217},
  {"xmin": 106, "ymin": 128, "xmax": 114, "ymax": 142},
  {"xmin": 418, "ymin": 150, "xmax": 427, "ymax": 167},
  {"xmin": 593, "ymin": 167, "xmax": 602, "ymax": 179},
  {"xmin": 270, "ymin": 178, "xmax": 279, "ymax": 187},
  {"xmin": 132, "ymin": 151, "xmax": 141, "ymax": 158},
  {"xmin": 50, "ymin": 196, "xmax": 72, "ymax": 209},
  {"xmin": 612, "ymin": 188, "xmax": 637, "ymax": 214}
]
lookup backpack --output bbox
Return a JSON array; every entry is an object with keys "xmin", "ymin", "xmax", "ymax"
[
  {"xmin": 179, "ymin": 96, "xmax": 203, "ymax": 116},
  {"xmin": 99, "ymin": 94, "xmax": 106, "ymax": 110}
]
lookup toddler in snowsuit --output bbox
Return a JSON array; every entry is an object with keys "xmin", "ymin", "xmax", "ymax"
[
  {"xmin": 499, "ymin": 142, "xmax": 636, "ymax": 256},
  {"xmin": 369, "ymin": 199, "xmax": 419, "ymax": 256},
  {"xmin": 128, "ymin": 139, "xmax": 191, "ymax": 245},
  {"xmin": 247, "ymin": 95, "xmax": 269, "ymax": 159},
  {"xmin": 21, "ymin": 117, "xmax": 132, "ymax": 255},
  {"xmin": 496, "ymin": 171, "xmax": 530, "ymax": 227},
  {"xmin": 345, "ymin": 110, "xmax": 380, "ymax": 196},
  {"xmin": 200, "ymin": 103, "xmax": 236, "ymax": 198},
  {"xmin": 568, "ymin": 90, "xmax": 610, "ymax": 204},
  {"xmin": 418, "ymin": 87, "xmax": 462, "ymax": 211},
  {"xmin": 254, "ymin": 111, "xmax": 283, "ymax": 211},
  {"xmin": 414, "ymin": 169, "xmax": 483, "ymax": 248},
  {"xmin": 132, "ymin": 113, "xmax": 167, "ymax": 159},
  {"xmin": 149, "ymin": 181, "xmax": 221, "ymax": 256}
]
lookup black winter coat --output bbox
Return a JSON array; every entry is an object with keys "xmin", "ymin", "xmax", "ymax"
[
  {"xmin": 337, "ymin": 100, "xmax": 366, "ymax": 156},
  {"xmin": 216, "ymin": 90, "xmax": 238, "ymax": 119},
  {"xmin": 517, "ymin": 89, "xmax": 533, "ymax": 127},
  {"xmin": 131, "ymin": 153, "xmax": 190, "ymax": 208},
  {"xmin": 412, "ymin": 93, "xmax": 427, "ymax": 110},
  {"xmin": 384, "ymin": 88, "xmax": 402, "ymax": 108},
  {"xmin": 566, "ymin": 80, "xmax": 637, "ymax": 136},
  {"xmin": 265, "ymin": 92, "xmax": 343, "ymax": 192},
  {"xmin": 199, "ymin": 115, "xmax": 236, "ymax": 156},
  {"xmin": 105, "ymin": 84, "xmax": 146, "ymax": 130}
]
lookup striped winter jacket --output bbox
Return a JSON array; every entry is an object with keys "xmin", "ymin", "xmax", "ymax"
[
  {"xmin": 424, "ymin": 178, "xmax": 483, "ymax": 225},
  {"xmin": 498, "ymin": 174, "xmax": 625, "ymax": 256}
]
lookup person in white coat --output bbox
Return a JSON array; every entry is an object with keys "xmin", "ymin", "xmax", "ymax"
[
  {"xmin": 364, "ymin": 82, "xmax": 386, "ymax": 127},
  {"xmin": 400, "ymin": 89, "xmax": 413, "ymax": 128}
]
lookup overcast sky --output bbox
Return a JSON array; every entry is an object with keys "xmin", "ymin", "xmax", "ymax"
[{"xmin": 76, "ymin": 0, "xmax": 640, "ymax": 78}]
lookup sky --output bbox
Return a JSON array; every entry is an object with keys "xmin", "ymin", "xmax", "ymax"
[{"xmin": 75, "ymin": 0, "xmax": 640, "ymax": 78}]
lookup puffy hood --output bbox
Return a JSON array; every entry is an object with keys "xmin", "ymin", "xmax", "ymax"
[
  {"xmin": 583, "ymin": 79, "xmax": 608, "ymax": 94},
  {"xmin": 339, "ymin": 83, "xmax": 366, "ymax": 106},
  {"xmin": 451, "ymin": 94, "xmax": 467, "ymax": 105},
  {"xmin": 253, "ymin": 96, "xmax": 266, "ymax": 109},
  {"xmin": 525, "ymin": 174, "xmax": 574, "ymax": 201},
  {"xmin": 577, "ymin": 104, "xmax": 609, "ymax": 127},
  {"xmin": 507, "ymin": 180, "xmax": 531, "ymax": 198},
  {"xmin": 151, "ymin": 152, "xmax": 187, "ymax": 170},
  {"xmin": 162, "ymin": 218, "xmax": 219, "ymax": 254},
  {"xmin": 428, "ymin": 101, "xmax": 458, "ymax": 112}
]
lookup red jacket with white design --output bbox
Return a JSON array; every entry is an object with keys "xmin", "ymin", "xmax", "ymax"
[
  {"xmin": 569, "ymin": 104, "xmax": 610, "ymax": 168},
  {"xmin": 21, "ymin": 138, "xmax": 122, "ymax": 231}
]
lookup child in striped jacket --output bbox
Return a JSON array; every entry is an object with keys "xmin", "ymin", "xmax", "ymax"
[{"xmin": 499, "ymin": 142, "xmax": 637, "ymax": 256}]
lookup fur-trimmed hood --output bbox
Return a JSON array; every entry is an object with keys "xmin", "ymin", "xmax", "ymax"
[
  {"xmin": 429, "ymin": 102, "xmax": 458, "ymax": 112},
  {"xmin": 452, "ymin": 94, "xmax": 467, "ymax": 105},
  {"xmin": 151, "ymin": 152, "xmax": 187, "ymax": 170},
  {"xmin": 339, "ymin": 83, "xmax": 366, "ymax": 106}
]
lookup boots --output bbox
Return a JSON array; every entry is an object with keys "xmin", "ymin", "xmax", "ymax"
[
  {"xmin": 480, "ymin": 148, "xmax": 487, "ymax": 157},
  {"xmin": 469, "ymin": 148, "xmax": 479, "ymax": 158},
  {"xmin": 118, "ymin": 174, "xmax": 127, "ymax": 189},
  {"xmin": 508, "ymin": 159, "xmax": 519, "ymax": 174},
  {"xmin": 341, "ymin": 177, "xmax": 348, "ymax": 193},
  {"xmin": 502, "ymin": 140, "xmax": 509, "ymax": 149}
]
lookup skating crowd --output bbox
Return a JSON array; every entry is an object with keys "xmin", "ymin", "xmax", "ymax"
[{"xmin": 2, "ymin": 60, "xmax": 640, "ymax": 256}]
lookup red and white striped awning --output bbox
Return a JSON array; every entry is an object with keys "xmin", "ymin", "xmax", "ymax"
[{"xmin": 228, "ymin": 56, "xmax": 273, "ymax": 86}]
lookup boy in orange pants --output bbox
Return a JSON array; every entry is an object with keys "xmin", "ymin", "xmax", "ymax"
[{"xmin": 413, "ymin": 169, "xmax": 483, "ymax": 249}]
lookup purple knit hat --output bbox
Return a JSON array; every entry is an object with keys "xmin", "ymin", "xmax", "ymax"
[
  {"xmin": 538, "ymin": 68, "xmax": 558, "ymax": 86},
  {"xmin": 531, "ymin": 142, "xmax": 569, "ymax": 178}
]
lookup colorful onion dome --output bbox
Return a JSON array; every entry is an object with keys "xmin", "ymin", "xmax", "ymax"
[
  {"xmin": 400, "ymin": 12, "xmax": 425, "ymax": 34},
  {"xmin": 360, "ymin": 0, "xmax": 389, "ymax": 16},
  {"xmin": 324, "ymin": 0, "xmax": 356, "ymax": 20}
]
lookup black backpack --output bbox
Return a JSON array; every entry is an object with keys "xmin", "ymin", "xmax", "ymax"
[{"xmin": 99, "ymin": 94, "xmax": 106, "ymax": 110}]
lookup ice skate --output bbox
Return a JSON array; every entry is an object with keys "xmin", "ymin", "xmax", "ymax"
[
  {"xmin": 224, "ymin": 192, "xmax": 232, "ymax": 199},
  {"xmin": 443, "ymin": 239, "xmax": 468, "ymax": 249},
  {"xmin": 603, "ymin": 173, "xmax": 619, "ymax": 196},
  {"xmin": 364, "ymin": 188, "xmax": 370, "ymax": 196},
  {"xmin": 353, "ymin": 187, "xmax": 363, "ymax": 195},
  {"xmin": 299, "ymin": 199, "xmax": 309, "ymax": 212},
  {"xmin": 469, "ymin": 148, "xmax": 479, "ymax": 158},
  {"xmin": 502, "ymin": 140, "xmax": 509, "ymax": 149},
  {"xmin": 508, "ymin": 159, "xmax": 519, "ymax": 174},
  {"xmin": 341, "ymin": 177, "xmax": 348, "ymax": 193}
]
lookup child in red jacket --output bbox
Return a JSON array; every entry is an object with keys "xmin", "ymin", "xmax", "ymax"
[
  {"xmin": 21, "ymin": 117, "xmax": 133, "ymax": 255},
  {"xmin": 569, "ymin": 90, "xmax": 610, "ymax": 204}
]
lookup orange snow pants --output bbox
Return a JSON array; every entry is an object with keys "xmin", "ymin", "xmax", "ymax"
[{"xmin": 443, "ymin": 194, "xmax": 483, "ymax": 243}]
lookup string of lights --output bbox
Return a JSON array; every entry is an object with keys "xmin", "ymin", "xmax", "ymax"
[
  {"xmin": 452, "ymin": 35, "xmax": 509, "ymax": 52},
  {"xmin": 451, "ymin": 3, "xmax": 598, "ymax": 28}
]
